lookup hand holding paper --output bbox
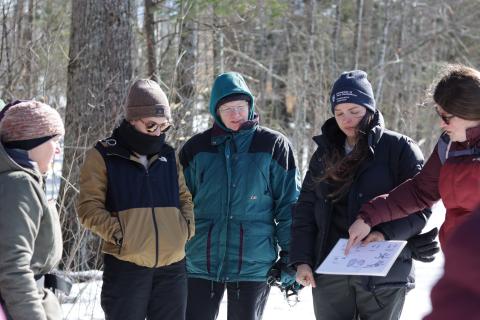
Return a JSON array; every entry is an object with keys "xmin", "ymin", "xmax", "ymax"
[{"xmin": 295, "ymin": 264, "xmax": 316, "ymax": 288}]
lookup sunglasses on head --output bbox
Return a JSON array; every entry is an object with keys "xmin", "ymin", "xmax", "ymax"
[
  {"xmin": 435, "ymin": 109, "xmax": 455, "ymax": 125},
  {"xmin": 139, "ymin": 119, "xmax": 172, "ymax": 133}
]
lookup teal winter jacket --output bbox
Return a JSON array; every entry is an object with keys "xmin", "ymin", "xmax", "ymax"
[{"xmin": 179, "ymin": 72, "xmax": 300, "ymax": 282}]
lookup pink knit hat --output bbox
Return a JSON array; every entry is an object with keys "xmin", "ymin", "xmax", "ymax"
[{"xmin": 0, "ymin": 101, "xmax": 65, "ymax": 143}]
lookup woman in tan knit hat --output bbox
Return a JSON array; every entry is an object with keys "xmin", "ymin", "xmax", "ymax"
[{"xmin": 0, "ymin": 100, "xmax": 65, "ymax": 320}]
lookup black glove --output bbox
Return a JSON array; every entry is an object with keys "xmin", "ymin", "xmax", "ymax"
[
  {"xmin": 267, "ymin": 251, "xmax": 297, "ymax": 288},
  {"xmin": 267, "ymin": 251, "xmax": 303, "ymax": 305},
  {"xmin": 407, "ymin": 228, "xmax": 440, "ymax": 263}
]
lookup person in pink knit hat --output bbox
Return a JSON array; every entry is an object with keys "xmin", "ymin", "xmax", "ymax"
[{"xmin": 0, "ymin": 100, "xmax": 64, "ymax": 320}]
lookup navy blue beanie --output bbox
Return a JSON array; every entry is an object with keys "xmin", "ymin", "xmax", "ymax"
[{"xmin": 330, "ymin": 70, "xmax": 376, "ymax": 114}]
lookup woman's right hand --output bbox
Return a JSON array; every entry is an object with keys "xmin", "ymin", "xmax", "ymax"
[{"xmin": 295, "ymin": 264, "xmax": 316, "ymax": 288}]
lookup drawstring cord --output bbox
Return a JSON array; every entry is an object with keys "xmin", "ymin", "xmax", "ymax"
[{"xmin": 210, "ymin": 280, "xmax": 215, "ymax": 299}]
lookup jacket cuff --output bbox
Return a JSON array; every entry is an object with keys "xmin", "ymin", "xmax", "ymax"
[
  {"xmin": 112, "ymin": 229, "xmax": 123, "ymax": 246},
  {"xmin": 358, "ymin": 213, "xmax": 373, "ymax": 227},
  {"xmin": 372, "ymin": 225, "xmax": 390, "ymax": 240},
  {"xmin": 288, "ymin": 260, "xmax": 313, "ymax": 270}
]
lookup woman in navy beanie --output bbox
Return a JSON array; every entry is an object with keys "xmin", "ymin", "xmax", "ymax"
[{"xmin": 289, "ymin": 70, "xmax": 437, "ymax": 320}]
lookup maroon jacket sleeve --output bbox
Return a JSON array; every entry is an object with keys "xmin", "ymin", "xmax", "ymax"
[{"xmin": 358, "ymin": 145, "xmax": 442, "ymax": 227}]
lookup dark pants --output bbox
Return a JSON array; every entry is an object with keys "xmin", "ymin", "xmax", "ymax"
[
  {"xmin": 186, "ymin": 278, "xmax": 271, "ymax": 320},
  {"xmin": 312, "ymin": 274, "xmax": 406, "ymax": 320},
  {"xmin": 101, "ymin": 254, "xmax": 187, "ymax": 320}
]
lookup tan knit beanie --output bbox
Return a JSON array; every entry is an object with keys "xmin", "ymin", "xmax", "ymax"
[
  {"xmin": 0, "ymin": 100, "xmax": 65, "ymax": 143},
  {"xmin": 125, "ymin": 79, "xmax": 171, "ymax": 121}
]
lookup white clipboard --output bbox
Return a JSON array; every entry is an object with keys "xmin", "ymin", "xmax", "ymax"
[{"xmin": 316, "ymin": 238, "xmax": 407, "ymax": 277}]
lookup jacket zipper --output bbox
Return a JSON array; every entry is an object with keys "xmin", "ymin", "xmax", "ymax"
[
  {"xmin": 145, "ymin": 168, "xmax": 160, "ymax": 267},
  {"xmin": 108, "ymin": 151, "xmax": 161, "ymax": 267}
]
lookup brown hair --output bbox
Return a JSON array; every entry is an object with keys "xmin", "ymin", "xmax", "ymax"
[
  {"xmin": 432, "ymin": 64, "xmax": 480, "ymax": 120},
  {"xmin": 317, "ymin": 111, "xmax": 375, "ymax": 202}
]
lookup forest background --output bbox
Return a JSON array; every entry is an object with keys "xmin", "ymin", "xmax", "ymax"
[{"xmin": 0, "ymin": 0, "xmax": 479, "ymax": 281}]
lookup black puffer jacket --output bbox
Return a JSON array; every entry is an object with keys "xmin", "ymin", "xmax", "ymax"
[{"xmin": 290, "ymin": 111, "xmax": 431, "ymax": 290}]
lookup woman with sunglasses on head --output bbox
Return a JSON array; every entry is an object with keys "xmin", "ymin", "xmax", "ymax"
[
  {"xmin": 290, "ymin": 70, "xmax": 435, "ymax": 320},
  {"xmin": 0, "ymin": 100, "xmax": 64, "ymax": 320},
  {"xmin": 78, "ymin": 79, "xmax": 194, "ymax": 320},
  {"xmin": 347, "ymin": 64, "xmax": 480, "ymax": 254}
]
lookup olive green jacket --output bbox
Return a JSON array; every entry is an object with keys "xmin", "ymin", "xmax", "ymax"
[{"xmin": 0, "ymin": 143, "xmax": 62, "ymax": 320}]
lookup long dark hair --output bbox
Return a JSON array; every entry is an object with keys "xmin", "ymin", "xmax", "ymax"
[
  {"xmin": 317, "ymin": 111, "xmax": 375, "ymax": 202},
  {"xmin": 432, "ymin": 64, "xmax": 480, "ymax": 120}
]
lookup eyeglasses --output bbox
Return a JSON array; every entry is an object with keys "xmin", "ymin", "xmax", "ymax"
[
  {"xmin": 435, "ymin": 109, "xmax": 455, "ymax": 125},
  {"xmin": 218, "ymin": 105, "xmax": 248, "ymax": 115},
  {"xmin": 139, "ymin": 119, "xmax": 172, "ymax": 133}
]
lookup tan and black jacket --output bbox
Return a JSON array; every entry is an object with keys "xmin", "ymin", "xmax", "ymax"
[{"xmin": 78, "ymin": 137, "xmax": 194, "ymax": 268}]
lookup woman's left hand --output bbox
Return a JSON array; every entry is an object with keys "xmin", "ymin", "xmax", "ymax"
[
  {"xmin": 345, "ymin": 218, "xmax": 371, "ymax": 255},
  {"xmin": 362, "ymin": 231, "xmax": 385, "ymax": 243}
]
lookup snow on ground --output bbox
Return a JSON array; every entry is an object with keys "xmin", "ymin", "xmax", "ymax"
[{"xmin": 60, "ymin": 203, "xmax": 446, "ymax": 320}]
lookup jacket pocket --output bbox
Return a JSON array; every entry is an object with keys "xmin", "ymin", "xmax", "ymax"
[
  {"xmin": 186, "ymin": 219, "xmax": 215, "ymax": 275},
  {"xmin": 116, "ymin": 209, "xmax": 156, "ymax": 265},
  {"xmin": 179, "ymin": 213, "xmax": 191, "ymax": 241},
  {"xmin": 237, "ymin": 223, "xmax": 276, "ymax": 275},
  {"xmin": 206, "ymin": 223, "xmax": 214, "ymax": 273},
  {"xmin": 115, "ymin": 212, "xmax": 124, "ymax": 255}
]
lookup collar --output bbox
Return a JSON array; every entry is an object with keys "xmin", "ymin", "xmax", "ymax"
[
  {"xmin": 210, "ymin": 115, "xmax": 259, "ymax": 146},
  {"xmin": 465, "ymin": 124, "xmax": 480, "ymax": 147},
  {"xmin": 5, "ymin": 148, "xmax": 38, "ymax": 171}
]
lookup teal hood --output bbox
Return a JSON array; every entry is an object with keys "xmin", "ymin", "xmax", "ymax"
[{"xmin": 209, "ymin": 72, "xmax": 255, "ymax": 130}]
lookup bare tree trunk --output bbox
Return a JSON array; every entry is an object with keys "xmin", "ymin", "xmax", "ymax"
[
  {"xmin": 212, "ymin": 4, "xmax": 224, "ymax": 76},
  {"xmin": 14, "ymin": 0, "xmax": 24, "ymax": 55},
  {"xmin": 331, "ymin": 0, "xmax": 342, "ymax": 75},
  {"xmin": 60, "ymin": 0, "xmax": 133, "ymax": 271},
  {"xmin": 1, "ymin": 1, "xmax": 17, "ymax": 98},
  {"xmin": 144, "ymin": 0, "xmax": 157, "ymax": 81},
  {"xmin": 353, "ymin": 0, "xmax": 364, "ymax": 69},
  {"xmin": 293, "ymin": 0, "xmax": 317, "ymax": 175},
  {"xmin": 375, "ymin": 0, "xmax": 391, "ymax": 104},
  {"xmin": 23, "ymin": 0, "xmax": 34, "ymax": 97},
  {"xmin": 393, "ymin": 1, "xmax": 406, "ymax": 131},
  {"xmin": 173, "ymin": 0, "xmax": 197, "ymax": 142}
]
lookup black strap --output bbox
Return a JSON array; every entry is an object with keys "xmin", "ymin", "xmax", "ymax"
[
  {"xmin": 36, "ymin": 274, "xmax": 72, "ymax": 295},
  {"xmin": 44, "ymin": 274, "xmax": 72, "ymax": 295}
]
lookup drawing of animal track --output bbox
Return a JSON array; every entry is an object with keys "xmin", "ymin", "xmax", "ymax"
[{"xmin": 346, "ymin": 258, "xmax": 366, "ymax": 268}]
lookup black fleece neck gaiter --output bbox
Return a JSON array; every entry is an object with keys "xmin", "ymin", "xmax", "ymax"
[{"xmin": 116, "ymin": 120, "xmax": 165, "ymax": 156}]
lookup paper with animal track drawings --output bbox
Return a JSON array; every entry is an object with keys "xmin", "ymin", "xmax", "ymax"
[{"xmin": 315, "ymin": 239, "xmax": 407, "ymax": 277}]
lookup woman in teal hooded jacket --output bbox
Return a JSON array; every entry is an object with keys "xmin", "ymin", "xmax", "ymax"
[{"xmin": 179, "ymin": 72, "xmax": 300, "ymax": 320}]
